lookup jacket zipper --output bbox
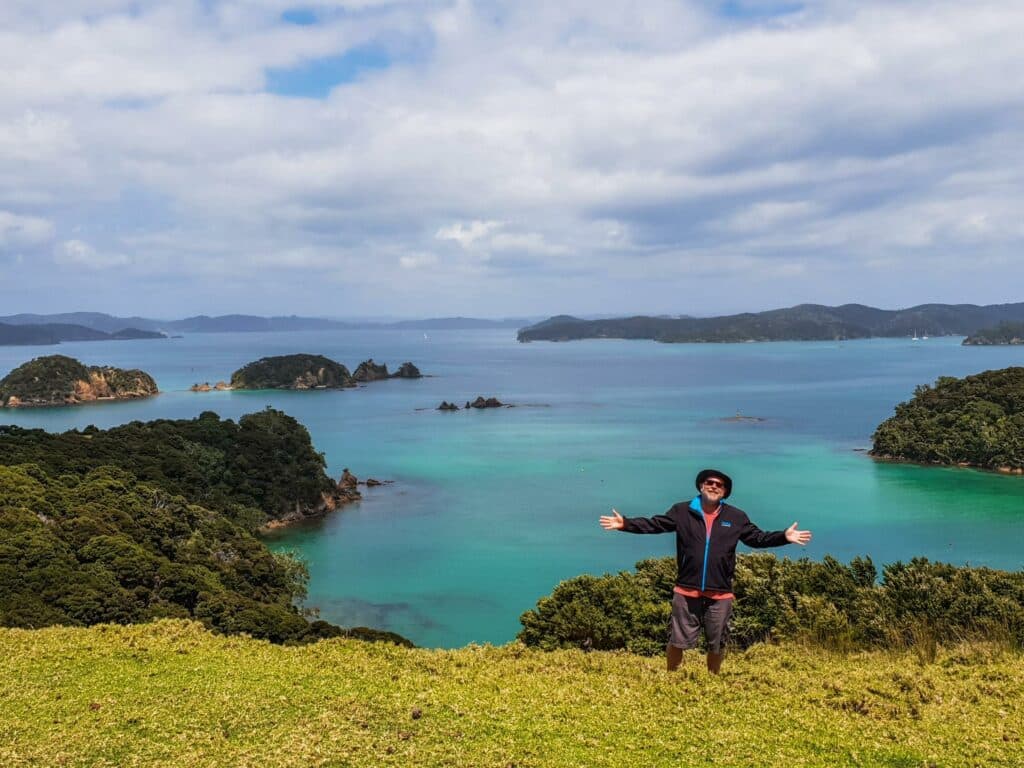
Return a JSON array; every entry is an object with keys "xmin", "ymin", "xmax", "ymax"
[{"xmin": 700, "ymin": 508, "xmax": 711, "ymax": 592}]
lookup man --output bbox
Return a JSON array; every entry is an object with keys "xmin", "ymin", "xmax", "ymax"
[{"xmin": 599, "ymin": 469, "xmax": 811, "ymax": 674}]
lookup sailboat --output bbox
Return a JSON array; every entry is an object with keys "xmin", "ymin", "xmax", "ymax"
[{"xmin": 912, "ymin": 330, "xmax": 920, "ymax": 341}]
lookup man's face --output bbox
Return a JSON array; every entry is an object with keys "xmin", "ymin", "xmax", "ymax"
[{"xmin": 700, "ymin": 476, "xmax": 727, "ymax": 504}]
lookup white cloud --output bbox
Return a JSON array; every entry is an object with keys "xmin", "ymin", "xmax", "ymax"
[
  {"xmin": 0, "ymin": 210, "xmax": 54, "ymax": 248},
  {"xmin": 399, "ymin": 252, "xmax": 439, "ymax": 269},
  {"xmin": 1, "ymin": 0, "xmax": 1023, "ymax": 315},
  {"xmin": 54, "ymin": 239, "xmax": 131, "ymax": 268},
  {"xmin": 436, "ymin": 220, "xmax": 504, "ymax": 248}
]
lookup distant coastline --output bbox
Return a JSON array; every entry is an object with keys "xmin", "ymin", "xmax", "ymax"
[
  {"xmin": 0, "ymin": 312, "xmax": 538, "ymax": 339},
  {"xmin": 517, "ymin": 302, "xmax": 1024, "ymax": 343}
]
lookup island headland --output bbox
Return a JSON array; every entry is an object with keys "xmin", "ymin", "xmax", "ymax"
[
  {"xmin": 870, "ymin": 366, "xmax": 1024, "ymax": 473},
  {"xmin": 0, "ymin": 354, "xmax": 159, "ymax": 407},
  {"xmin": 0, "ymin": 409, "xmax": 409, "ymax": 646}
]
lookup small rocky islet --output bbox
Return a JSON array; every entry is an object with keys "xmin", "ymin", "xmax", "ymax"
[
  {"xmin": 0, "ymin": 354, "xmax": 158, "ymax": 407},
  {"xmin": 192, "ymin": 354, "xmax": 422, "ymax": 391},
  {"xmin": 437, "ymin": 396, "xmax": 507, "ymax": 411}
]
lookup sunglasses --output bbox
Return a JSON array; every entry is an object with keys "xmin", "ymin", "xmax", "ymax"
[{"xmin": 701, "ymin": 479, "xmax": 726, "ymax": 488}]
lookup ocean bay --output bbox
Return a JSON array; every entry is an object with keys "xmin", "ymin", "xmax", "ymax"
[{"xmin": 2, "ymin": 330, "xmax": 1022, "ymax": 647}]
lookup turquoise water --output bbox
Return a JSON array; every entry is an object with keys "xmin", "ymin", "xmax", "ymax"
[{"xmin": 2, "ymin": 332, "xmax": 1023, "ymax": 647}]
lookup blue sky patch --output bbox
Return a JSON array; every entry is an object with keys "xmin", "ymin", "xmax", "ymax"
[
  {"xmin": 266, "ymin": 45, "xmax": 390, "ymax": 98},
  {"xmin": 717, "ymin": 1, "xmax": 804, "ymax": 20},
  {"xmin": 281, "ymin": 8, "xmax": 318, "ymax": 26}
]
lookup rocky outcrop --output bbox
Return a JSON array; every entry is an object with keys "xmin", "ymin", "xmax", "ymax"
[
  {"xmin": 260, "ymin": 469, "xmax": 364, "ymax": 531},
  {"xmin": 466, "ymin": 396, "xmax": 505, "ymax": 409},
  {"xmin": 0, "ymin": 355, "xmax": 158, "ymax": 407},
  {"xmin": 191, "ymin": 381, "xmax": 234, "ymax": 392},
  {"xmin": 437, "ymin": 401, "xmax": 460, "ymax": 411},
  {"xmin": 353, "ymin": 359, "xmax": 389, "ymax": 382},
  {"xmin": 391, "ymin": 362, "xmax": 422, "ymax": 379}
]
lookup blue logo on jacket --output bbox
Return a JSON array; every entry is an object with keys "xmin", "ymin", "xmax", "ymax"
[{"xmin": 720, "ymin": 521, "xmax": 732, "ymax": 527}]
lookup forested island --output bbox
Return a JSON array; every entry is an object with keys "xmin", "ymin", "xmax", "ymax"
[
  {"xmin": 0, "ymin": 355, "xmax": 158, "ymax": 407},
  {"xmin": 517, "ymin": 302, "xmax": 1024, "ymax": 343},
  {"xmin": 963, "ymin": 322, "xmax": 1024, "ymax": 345},
  {"xmin": 0, "ymin": 321, "xmax": 164, "ymax": 346},
  {"xmin": 0, "ymin": 409, "xmax": 408, "ymax": 645},
  {"xmin": 870, "ymin": 366, "xmax": 1024, "ymax": 471},
  {"xmin": 223, "ymin": 354, "xmax": 421, "ymax": 390}
]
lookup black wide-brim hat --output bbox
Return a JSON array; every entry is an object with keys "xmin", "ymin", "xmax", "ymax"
[{"xmin": 695, "ymin": 468, "xmax": 733, "ymax": 499}]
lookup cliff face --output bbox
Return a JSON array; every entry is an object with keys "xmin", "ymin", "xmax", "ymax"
[{"xmin": 0, "ymin": 355, "xmax": 158, "ymax": 407}]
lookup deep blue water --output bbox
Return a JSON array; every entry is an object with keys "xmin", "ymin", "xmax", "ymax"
[{"xmin": 2, "ymin": 331, "xmax": 1022, "ymax": 647}]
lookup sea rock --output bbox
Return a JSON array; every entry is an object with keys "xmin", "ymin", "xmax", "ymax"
[
  {"xmin": 340, "ymin": 468, "xmax": 358, "ymax": 489},
  {"xmin": 353, "ymin": 359, "xmax": 389, "ymax": 382},
  {"xmin": 437, "ymin": 401, "xmax": 460, "ymax": 411},
  {"xmin": 214, "ymin": 381, "xmax": 231, "ymax": 390},
  {"xmin": 191, "ymin": 382, "xmax": 212, "ymax": 392},
  {"xmin": 466, "ymin": 396, "xmax": 504, "ymax": 409},
  {"xmin": 391, "ymin": 362, "xmax": 422, "ymax": 379},
  {"xmin": 365, "ymin": 478, "xmax": 383, "ymax": 487}
]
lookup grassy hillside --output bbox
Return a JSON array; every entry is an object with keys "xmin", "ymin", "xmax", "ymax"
[{"xmin": 2, "ymin": 620, "xmax": 1022, "ymax": 767}]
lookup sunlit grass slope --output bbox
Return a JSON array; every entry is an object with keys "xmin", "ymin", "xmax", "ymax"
[{"xmin": 2, "ymin": 620, "xmax": 1022, "ymax": 767}]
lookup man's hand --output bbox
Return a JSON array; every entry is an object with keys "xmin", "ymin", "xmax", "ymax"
[
  {"xmin": 600, "ymin": 508, "xmax": 625, "ymax": 530},
  {"xmin": 785, "ymin": 522, "xmax": 812, "ymax": 545}
]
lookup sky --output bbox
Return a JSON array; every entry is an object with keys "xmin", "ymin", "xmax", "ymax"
[{"xmin": 1, "ymin": 0, "xmax": 1023, "ymax": 319}]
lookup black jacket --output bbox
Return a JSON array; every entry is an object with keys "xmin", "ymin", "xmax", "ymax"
[{"xmin": 622, "ymin": 497, "xmax": 788, "ymax": 593}]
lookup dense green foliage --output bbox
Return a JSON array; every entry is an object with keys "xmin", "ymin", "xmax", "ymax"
[
  {"xmin": 519, "ymin": 554, "xmax": 1024, "ymax": 654},
  {"xmin": 0, "ymin": 409, "xmax": 334, "ymax": 522},
  {"xmin": 0, "ymin": 412, "xmax": 411, "ymax": 645},
  {"xmin": 4, "ymin": 620, "xmax": 1023, "ymax": 766},
  {"xmin": 230, "ymin": 354, "xmax": 353, "ymax": 389},
  {"xmin": 963, "ymin": 321, "xmax": 1024, "ymax": 345},
  {"xmin": 871, "ymin": 367, "xmax": 1024, "ymax": 469},
  {"xmin": 0, "ymin": 354, "xmax": 158, "ymax": 406},
  {"xmin": 517, "ymin": 302, "xmax": 1024, "ymax": 342},
  {"xmin": 0, "ymin": 463, "xmax": 319, "ymax": 640}
]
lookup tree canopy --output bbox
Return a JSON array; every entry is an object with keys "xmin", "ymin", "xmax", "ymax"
[{"xmin": 871, "ymin": 367, "xmax": 1024, "ymax": 469}]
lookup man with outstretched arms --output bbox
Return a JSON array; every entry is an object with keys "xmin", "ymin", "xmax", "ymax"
[{"xmin": 600, "ymin": 469, "xmax": 812, "ymax": 674}]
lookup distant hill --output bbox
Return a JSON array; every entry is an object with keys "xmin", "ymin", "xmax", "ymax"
[
  {"xmin": 517, "ymin": 303, "xmax": 1024, "ymax": 343},
  {"xmin": 0, "ymin": 322, "xmax": 165, "ymax": 346},
  {"xmin": 0, "ymin": 312, "xmax": 160, "ymax": 333},
  {"xmin": 1, "ymin": 312, "xmax": 536, "ymax": 334}
]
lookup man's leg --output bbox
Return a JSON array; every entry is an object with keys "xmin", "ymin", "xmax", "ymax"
[
  {"xmin": 666, "ymin": 644, "xmax": 684, "ymax": 671},
  {"xmin": 666, "ymin": 593, "xmax": 700, "ymax": 672},
  {"xmin": 703, "ymin": 597, "xmax": 733, "ymax": 675}
]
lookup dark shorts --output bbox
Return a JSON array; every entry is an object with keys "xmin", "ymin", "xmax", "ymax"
[{"xmin": 668, "ymin": 593, "xmax": 733, "ymax": 653}]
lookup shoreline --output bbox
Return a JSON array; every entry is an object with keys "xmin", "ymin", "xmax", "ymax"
[{"xmin": 868, "ymin": 453, "xmax": 1024, "ymax": 476}]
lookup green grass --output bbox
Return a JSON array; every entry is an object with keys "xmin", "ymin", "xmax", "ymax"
[{"xmin": 2, "ymin": 620, "xmax": 1022, "ymax": 767}]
